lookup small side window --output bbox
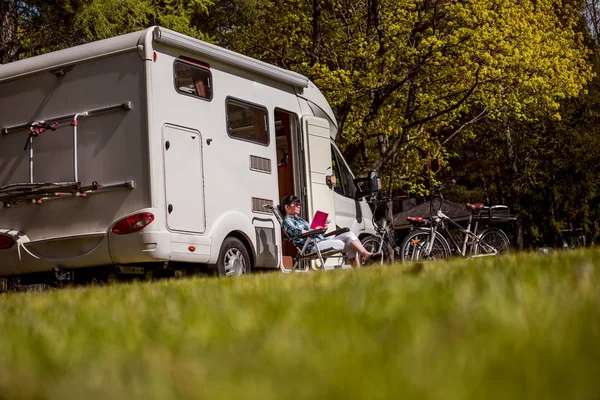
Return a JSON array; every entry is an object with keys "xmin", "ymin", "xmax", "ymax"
[
  {"xmin": 174, "ymin": 60, "xmax": 212, "ymax": 100},
  {"xmin": 226, "ymin": 98, "xmax": 269, "ymax": 145}
]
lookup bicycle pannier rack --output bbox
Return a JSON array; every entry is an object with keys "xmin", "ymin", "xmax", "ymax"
[{"xmin": 475, "ymin": 205, "xmax": 511, "ymax": 223}]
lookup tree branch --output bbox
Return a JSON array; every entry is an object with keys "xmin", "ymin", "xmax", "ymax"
[{"xmin": 434, "ymin": 107, "xmax": 488, "ymax": 157}]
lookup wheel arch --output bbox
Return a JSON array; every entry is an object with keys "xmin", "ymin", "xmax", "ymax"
[
  {"xmin": 208, "ymin": 211, "xmax": 256, "ymax": 264},
  {"xmin": 224, "ymin": 230, "xmax": 256, "ymax": 268},
  {"xmin": 358, "ymin": 232, "xmax": 376, "ymax": 241}
]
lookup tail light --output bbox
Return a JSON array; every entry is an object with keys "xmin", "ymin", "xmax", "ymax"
[
  {"xmin": 0, "ymin": 234, "xmax": 15, "ymax": 250},
  {"xmin": 112, "ymin": 213, "xmax": 155, "ymax": 235}
]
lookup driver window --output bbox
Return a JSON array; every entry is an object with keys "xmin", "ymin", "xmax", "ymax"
[
  {"xmin": 331, "ymin": 145, "xmax": 356, "ymax": 198},
  {"xmin": 331, "ymin": 152, "xmax": 343, "ymax": 195}
]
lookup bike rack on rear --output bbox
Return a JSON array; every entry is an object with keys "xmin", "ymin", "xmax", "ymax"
[{"xmin": 0, "ymin": 102, "xmax": 134, "ymax": 208}]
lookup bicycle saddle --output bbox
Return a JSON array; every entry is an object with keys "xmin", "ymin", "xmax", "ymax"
[{"xmin": 406, "ymin": 216, "xmax": 425, "ymax": 223}]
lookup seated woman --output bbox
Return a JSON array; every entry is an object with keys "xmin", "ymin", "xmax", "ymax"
[{"xmin": 279, "ymin": 195, "xmax": 381, "ymax": 267}]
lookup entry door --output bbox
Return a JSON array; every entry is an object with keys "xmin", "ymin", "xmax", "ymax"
[
  {"xmin": 303, "ymin": 116, "xmax": 336, "ymax": 231},
  {"xmin": 163, "ymin": 124, "xmax": 205, "ymax": 233}
]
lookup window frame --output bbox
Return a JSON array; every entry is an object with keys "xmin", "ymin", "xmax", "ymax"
[
  {"xmin": 225, "ymin": 96, "xmax": 270, "ymax": 146},
  {"xmin": 173, "ymin": 59, "xmax": 213, "ymax": 102},
  {"xmin": 331, "ymin": 143, "xmax": 357, "ymax": 199}
]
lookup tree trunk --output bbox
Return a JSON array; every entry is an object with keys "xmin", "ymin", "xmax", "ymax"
[
  {"xmin": 589, "ymin": 0, "xmax": 600, "ymax": 45},
  {"xmin": 504, "ymin": 114, "xmax": 524, "ymax": 250},
  {"xmin": 0, "ymin": 0, "xmax": 18, "ymax": 64},
  {"xmin": 310, "ymin": 0, "xmax": 322, "ymax": 65}
]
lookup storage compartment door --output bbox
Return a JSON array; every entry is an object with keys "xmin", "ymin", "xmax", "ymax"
[
  {"xmin": 163, "ymin": 124, "xmax": 205, "ymax": 233},
  {"xmin": 303, "ymin": 116, "xmax": 336, "ymax": 230}
]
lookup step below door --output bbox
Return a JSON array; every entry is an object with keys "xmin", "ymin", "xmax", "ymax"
[{"xmin": 163, "ymin": 124, "xmax": 205, "ymax": 233}]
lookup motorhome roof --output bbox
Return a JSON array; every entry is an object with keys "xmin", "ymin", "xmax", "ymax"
[
  {"xmin": 152, "ymin": 28, "xmax": 309, "ymax": 89},
  {"xmin": 0, "ymin": 27, "xmax": 339, "ymax": 135},
  {"xmin": 0, "ymin": 27, "xmax": 309, "ymax": 88}
]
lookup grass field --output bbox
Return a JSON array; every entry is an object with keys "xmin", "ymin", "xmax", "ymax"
[{"xmin": 1, "ymin": 249, "xmax": 600, "ymax": 400}]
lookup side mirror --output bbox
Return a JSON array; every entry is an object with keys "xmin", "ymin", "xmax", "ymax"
[{"xmin": 354, "ymin": 171, "xmax": 381, "ymax": 199}]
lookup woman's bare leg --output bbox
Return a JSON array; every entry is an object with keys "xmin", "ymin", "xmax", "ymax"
[
  {"xmin": 347, "ymin": 257, "xmax": 361, "ymax": 268},
  {"xmin": 350, "ymin": 239, "xmax": 371, "ymax": 258}
]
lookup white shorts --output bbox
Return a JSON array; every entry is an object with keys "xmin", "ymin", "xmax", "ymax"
[{"xmin": 312, "ymin": 231, "xmax": 359, "ymax": 259}]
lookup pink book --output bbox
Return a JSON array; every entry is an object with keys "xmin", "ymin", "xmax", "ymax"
[{"xmin": 310, "ymin": 210, "xmax": 329, "ymax": 230}]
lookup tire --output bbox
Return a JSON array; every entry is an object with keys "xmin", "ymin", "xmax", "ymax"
[
  {"xmin": 216, "ymin": 237, "xmax": 252, "ymax": 277},
  {"xmin": 400, "ymin": 229, "xmax": 451, "ymax": 262},
  {"xmin": 361, "ymin": 235, "xmax": 394, "ymax": 264},
  {"xmin": 476, "ymin": 228, "xmax": 510, "ymax": 256}
]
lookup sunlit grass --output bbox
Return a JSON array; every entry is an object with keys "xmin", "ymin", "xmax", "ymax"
[{"xmin": 1, "ymin": 249, "xmax": 600, "ymax": 399}]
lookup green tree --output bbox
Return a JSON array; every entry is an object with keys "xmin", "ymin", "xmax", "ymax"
[
  {"xmin": 201, "ymin": 0, "xmax": 591, "ymax": 197},
  {"xmin": 447, "ymin": 33, "xmax": 600, "ymax": 250},
  {"xmin": 5, "ymin": 0, "xmax": 213, "ymax": 61}
]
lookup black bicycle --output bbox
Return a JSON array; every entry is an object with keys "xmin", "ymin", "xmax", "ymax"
[{"xmin": 361, "ymin": 195, "xmax": 404, "ymax": 264}]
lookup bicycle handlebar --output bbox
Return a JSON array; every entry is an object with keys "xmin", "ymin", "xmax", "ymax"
[
  {"xmin": 431, "ymin": 179, "xmax": 456, "ymax": 199},
  {"xmin": 432, "ymin": 179, "xmax": 456, "ymax": 191}
]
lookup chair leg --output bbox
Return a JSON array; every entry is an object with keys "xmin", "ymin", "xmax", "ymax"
[
  {"xmin": 280, "ymin": 259, "xmax": 309, "ymax": 273},
  {"xmin": 311, "ymin": 250, "xmax": 322, "ymax": 271},
  {"xmin": 314, "ymin": 249, "xmax": 335, "ymax": 271},
  {"xmin": 280, "ymin": 261, "xmax": 294, "ymax": 273},
  {"xmin": 298, "ymin": 260, "xmax": 309, "ymax": 272}
]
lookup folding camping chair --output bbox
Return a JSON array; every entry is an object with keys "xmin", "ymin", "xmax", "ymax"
[{"xmin": 265, "ymin": 204, "xmax": 350, "ymax": 272}]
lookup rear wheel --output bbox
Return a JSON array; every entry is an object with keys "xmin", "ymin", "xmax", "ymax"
[
  {"xmin": 476, "ymin": 228, "xmax": 510, "ymax": 256},
  {"xmin": 361, "ymin": 235, "xmax": 394, "ymax": 264},
  {"xmin": 216, "ymin": 237, "xmax": 252, "ymax": 277},
  {"xmin": 400, "ymin": 229, "xmax": 450, "ymax": 262}
]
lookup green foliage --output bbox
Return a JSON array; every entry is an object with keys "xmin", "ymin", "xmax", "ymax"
[
  {"xmin": 201, "ymin": 0, "xmax": 591, "ymax": 196},
  {"xmin": 447, "ymin": 40, "xmax": 600, "ymax": 248},
  {"xmin": 12, "ymin": 0, "xmax": 213, "ymax": 58}
]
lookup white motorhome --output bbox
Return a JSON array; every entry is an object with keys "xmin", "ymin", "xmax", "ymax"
[{"xmin": 0, "ymin": 26, "xmax": 377, "ymax": 282}]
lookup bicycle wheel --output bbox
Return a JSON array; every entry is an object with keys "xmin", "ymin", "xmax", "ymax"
[
  {"xmin": 400, "ymin": 229, "xmax": 451, "ymax": 262},
  {"xmin": 476, "ymin": 228, "xmax": 510, "ymax": 256},
  {"xmin": 361, "ymin": 235, "xmax": 393, "ymax": 264}
]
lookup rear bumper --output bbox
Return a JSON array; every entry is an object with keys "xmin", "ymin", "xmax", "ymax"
[
  {"xmin": 20, "ymin": 232, "xmax": 111, "ymax": 273},
  {"xmin": 0, "ymin": 231, "xmax": 117, "ymax": 275},
  {"xmin": 0, "ymin": 215, "xmax": 212, "ymax": 277},
  {"xmin": 110, "ymin": 230, "xmax": 211, "ymax": 264}
]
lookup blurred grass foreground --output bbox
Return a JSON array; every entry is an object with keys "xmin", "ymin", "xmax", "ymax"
[{"xmin": 1, "ymin": 249, "xmax": 600, "ymax": 400}]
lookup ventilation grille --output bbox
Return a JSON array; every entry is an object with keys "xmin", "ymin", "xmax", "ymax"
[
  {"xmin": 252, "ymin": 197, "xmax": 273, "ymax": 214},
  {"xmin": 250, "ymin": 155, "xmax": 272, "ymax": 174}
]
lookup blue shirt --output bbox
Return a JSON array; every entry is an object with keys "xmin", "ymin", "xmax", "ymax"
[{"xmin": 281, "ymin": 215, "xmax": 323, "ymax": 251}]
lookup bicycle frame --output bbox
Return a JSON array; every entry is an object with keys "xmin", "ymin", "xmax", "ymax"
[
  {"xmin": 424, "ymin": 210, "xmax": 498, "ymax": 257},
  {"xmin": 365, "ymin": 196, "xmax": 400, "ymax": 262},
  {"xmin": 376, "ymin": 219, "xmax": 396, "ymax": 253}
]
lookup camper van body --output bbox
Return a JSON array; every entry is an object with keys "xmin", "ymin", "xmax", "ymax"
[{"xmin": 0, "ymin": 27, "xmax": 376, "ymax": 278}]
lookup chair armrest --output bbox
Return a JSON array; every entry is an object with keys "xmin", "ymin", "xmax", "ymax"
[
  {"xmin": 323, "ymin": 227, "xmax": 350, "ymax": 237},
  {"xmin": 292, "ymin": 228, "xmax": 325, "ymax": 240}
]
